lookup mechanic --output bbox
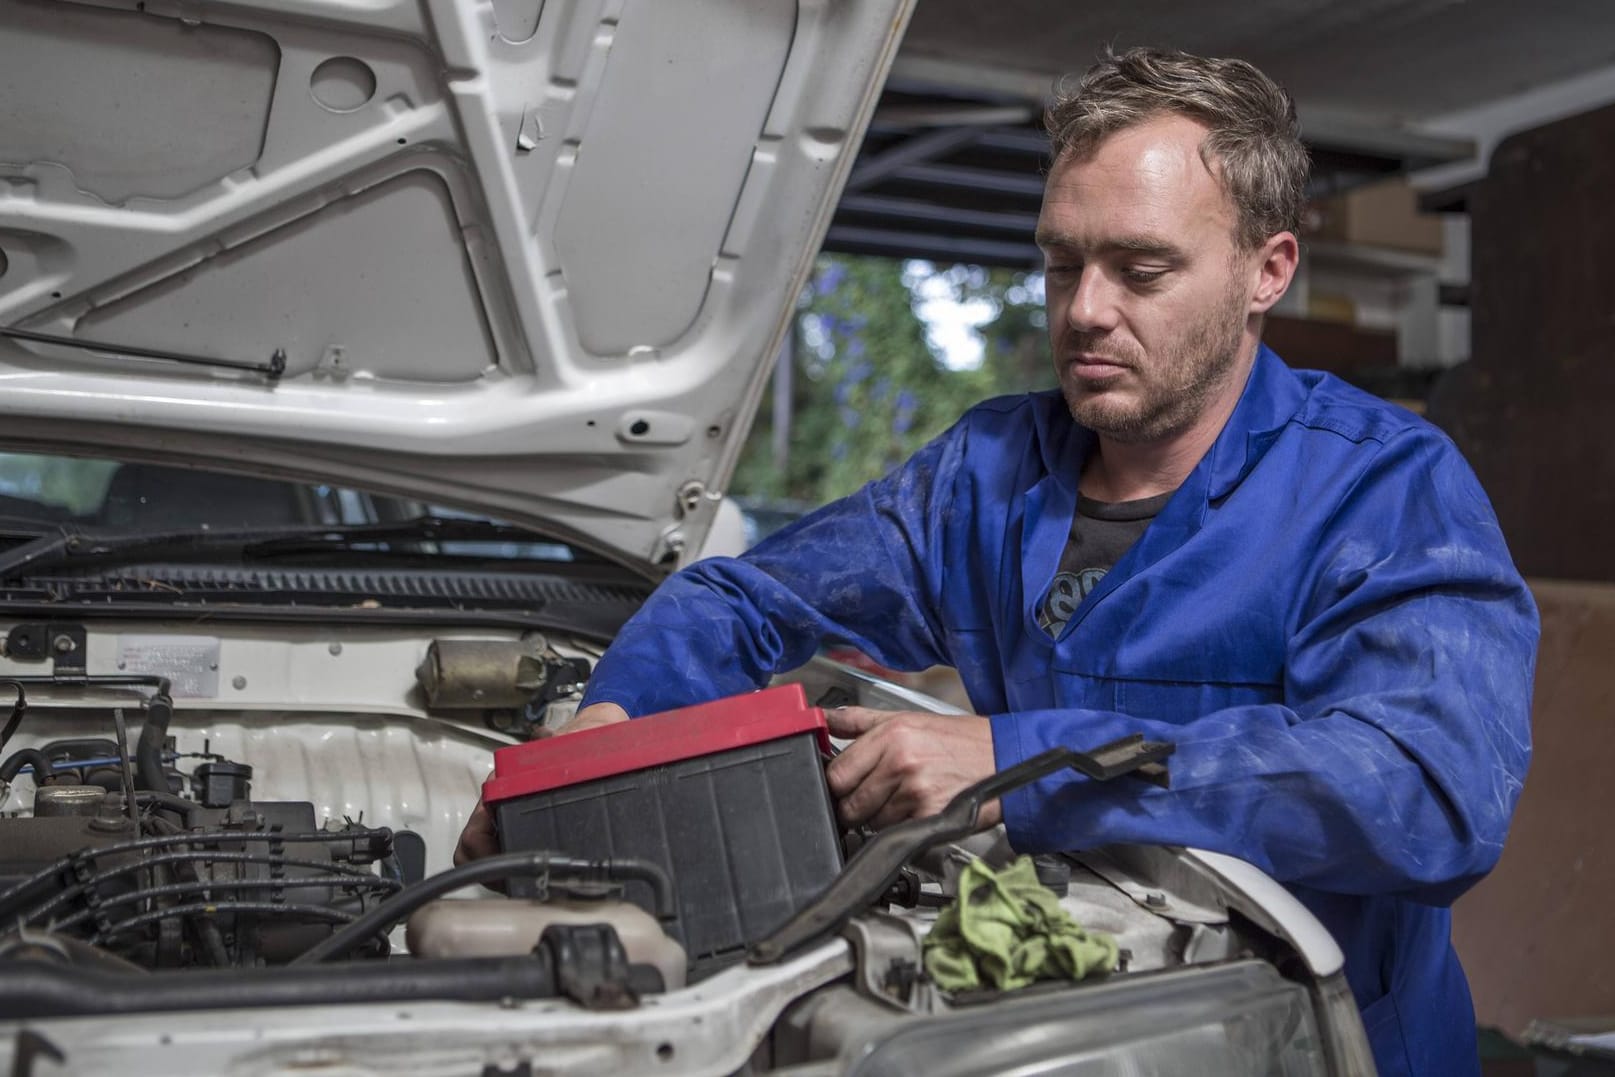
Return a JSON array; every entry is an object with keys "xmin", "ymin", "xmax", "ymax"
[{"xmin": 460, "ymin": 47, "xmax": 1537, "ymax": 1077}]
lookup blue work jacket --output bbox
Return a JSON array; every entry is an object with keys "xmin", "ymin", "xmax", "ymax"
[{"xmin": 582, "ymin": 345, "xmax": 1538, "ymax": 1076}]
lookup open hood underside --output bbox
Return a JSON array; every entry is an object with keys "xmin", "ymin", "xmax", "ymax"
[{"xmin": 0, "ymin": 0, "xmax": 912, "ymax": 566}]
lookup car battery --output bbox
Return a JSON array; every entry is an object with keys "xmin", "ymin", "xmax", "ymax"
[{"xmin": 483, "ymin": 683, "xmax": 842, "ymax": 969}]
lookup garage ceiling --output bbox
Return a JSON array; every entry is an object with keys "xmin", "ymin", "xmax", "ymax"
[
  {"xmin": 826, "ymin": 0, "xmax": 1615, "ymax": 266},
  {"xmin": 897, "ymin": 0, "xmax": 1615, "ymax": 125}
]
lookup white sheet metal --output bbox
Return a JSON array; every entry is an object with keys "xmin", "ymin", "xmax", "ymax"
[
  {"xmin": 0, "ymin": 0, "xmax": 915, "ymax": 568},
  {"xmin": 0, "ymin": 939, "xmax": 855, "ymax": 1077}
]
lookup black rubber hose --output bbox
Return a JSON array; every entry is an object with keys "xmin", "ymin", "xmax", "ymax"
[
  {"xmin": 86, "ymin": 768, "xmax": 124, "ymax": 792},
  {"xmin": 0, "ymin": 747, "xmax": 52, "ymax": 783},
  {"xmin": 0, "ymin": 679, "xmax": 26, "ymax": 755},
  {"xmin": 135, "ymin": 788, "xmax": 199, "ymax": 817},
  {"xmin": 134, "ymin": 693, "xmax": 174, "ymax": 793},
  {"xmin": 292, "ymin": 852, "xmax": 674, "ymax": 965},
  {"xmin": 37, "ymin": 739, "xmax": 121, "ymax": 764},
  {"xmin": 0, "ymin": 954, "xmax": 566, "ymax": 1018},
  {"xmin": 0, "ymin": 932, "xmax": 145, "ymax": 974}
]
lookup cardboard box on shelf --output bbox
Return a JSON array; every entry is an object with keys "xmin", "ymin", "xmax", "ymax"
[
  {"xmin": 1305, "ymin": 177, "xmax": 1445, "ymax": 256},
  {"xmin": 1263, "ymin": 314, "xmax": 1397, "ymax": 375}
]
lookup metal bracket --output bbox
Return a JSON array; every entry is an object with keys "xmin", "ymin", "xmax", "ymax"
[
  {"xmin": 648, "ymin": 524, "xmax": 686, "ymax": 566},
  {"xmin": 516, "ymin": 106, "xmax": 543, "ymax": 153},
  {"xmin": 674, "ymin": 480, "xmax": 708, "ymax": 518},
  {"xmin": 841, "ymin": 913, "xmax": 936, "ymax": 1014},
  {"xmin": 537, "ymin": 923, "xmax": 638, "ymax": 1011},
  {"xmin": 535, "ymin": 656, "xmax": 591, "ymax": 705},
  {"xmin": 314, "ymin": 344, "xmax": 350, "ymax": 381},
  {"xmin": 3, "ymin": 623, "xmax": 87, "ymax": 675}
]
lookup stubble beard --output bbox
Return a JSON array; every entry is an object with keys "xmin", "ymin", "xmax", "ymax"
[{"xmin": 1059, "ymin": 283, "xmax": 1250, "ymax": 445}]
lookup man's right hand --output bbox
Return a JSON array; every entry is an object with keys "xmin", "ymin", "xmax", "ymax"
[{"xmin": 452, "ymin": 701, "xmax": 631, "ymax": 866}]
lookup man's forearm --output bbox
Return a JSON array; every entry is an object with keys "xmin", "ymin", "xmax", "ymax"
[{"xmin": 990, "ymin": 687, "xmax": 1529, "ymax": 905}]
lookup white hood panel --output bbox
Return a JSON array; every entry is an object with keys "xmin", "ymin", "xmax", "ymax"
[{"xmin": 0, "ymin": 0, "xmax": 912, "ymax": 565}]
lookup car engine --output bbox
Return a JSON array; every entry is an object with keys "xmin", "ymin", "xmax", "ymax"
[
  {"xmin": 0, "ymin": 687, "xmax": 404, "ymax": 971},
  {"xmin": 0, "ymin": 626, "xmax": 724, "ymax": 1001}
]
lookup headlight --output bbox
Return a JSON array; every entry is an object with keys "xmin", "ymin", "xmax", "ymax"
[{"xmin": 849, "ymin": 960, "xmax": 1329, "ymax": 1077}]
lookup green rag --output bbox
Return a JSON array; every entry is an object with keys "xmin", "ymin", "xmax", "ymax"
[{"xmin": 922, "ymin": 856, "xmax": 1118, "ymax": 992}]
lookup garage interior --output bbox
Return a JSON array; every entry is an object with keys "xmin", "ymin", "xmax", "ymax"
[{"xmin": 825, "ymin": 0, "xmax": 1615, "ymax": 1064}]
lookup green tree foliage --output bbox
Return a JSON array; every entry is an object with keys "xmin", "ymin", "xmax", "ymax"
[
  {"xmin": 732, "ymin": 254, "xmax": 1052, "ymax": 506},
  {"xmin": 0, "ymin": 452, "xmax": 119, "ymax": 516}
]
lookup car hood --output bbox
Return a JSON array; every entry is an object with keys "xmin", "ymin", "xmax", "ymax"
[{"xmin": 0, "ymin": 0, "xmax": 912, "ymax": 568}]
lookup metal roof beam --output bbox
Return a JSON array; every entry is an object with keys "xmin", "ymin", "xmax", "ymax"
[
  {"xmin": 1298, "ymin": 107, "xmax": 1478, "ymax": 171},
  {"xmin": 872, "ymin": 104, "xmax": 1038, "ymax": 128},
  {"xmin": 845, "ymin": 127, "xmax": 984, "ymax": 192},
  {"xmin": 836, "ymin": 193, "xmax": 1040, "ymax": 235},
  {"xmin": 972, "ymin": 129, "xmax": 1053, "ymax": 158},
  {"xmin": 884, "ymin": 57, "xmax": 1478, "ymax": 174},
  {"xmin": 883, "ymin": 162, "xmax": 1048, "ymax": 198},
  {"xmin": 823, "ymin": 224, "xmax": 1041, "ymax": 267}
]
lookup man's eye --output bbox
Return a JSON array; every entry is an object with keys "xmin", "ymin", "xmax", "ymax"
[
  {"xmin": 1123, "ymin": 267, "xmax": 1167, "ymax": 284},
  {"xmin": 1045, "ymin": 263, "xmax": 1081, "ymax": 279}
]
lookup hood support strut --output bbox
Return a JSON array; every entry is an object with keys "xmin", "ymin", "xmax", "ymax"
[{"xmin": 0, "ymin": 326, "xmax": 286, "ymax": 382}]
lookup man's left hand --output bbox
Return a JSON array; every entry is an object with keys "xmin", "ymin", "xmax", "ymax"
[{"xmin": 824, "ymin": 707, "xmax": 1000, "ymax": 831}]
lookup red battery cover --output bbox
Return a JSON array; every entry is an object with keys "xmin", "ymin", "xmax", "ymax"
[{"xmin": 481, "ymin": 683, "xmax": 834, "ymax": 806}]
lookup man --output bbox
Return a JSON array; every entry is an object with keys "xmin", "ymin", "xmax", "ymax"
[{"xmin": 461, "ymin": 48, "xmax": 1537, "ymax": 1077}]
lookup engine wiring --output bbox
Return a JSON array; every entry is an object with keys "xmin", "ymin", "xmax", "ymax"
[
  {"xmin": 0, "ymin": 683, "xmax": 401, "ymax": 968},
  {"xmin": 31, "ymin": 857, "xmax": 401, "ymax": 931},
  {"xmin": 90, "ymin": 902, "xmax": 360, "ymax": 947}
]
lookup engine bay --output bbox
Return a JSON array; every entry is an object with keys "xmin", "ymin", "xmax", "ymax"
[
  {"xmin": 0, "ymin": 621, "xmax": 1160, "ymax": 991},
  {"xmin": 0, "ymin": 686, "xmax": 412, "ymax": 975},
  {"xmin": 0, "ymin": 622, "xmax": 604, "ymax": 988},
  {"xmin": 0, "ymin": 618, "xmax": 1359, "ymax": 1077}
]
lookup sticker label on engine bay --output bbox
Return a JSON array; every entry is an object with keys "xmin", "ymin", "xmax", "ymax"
[{"xmin": 116, "ymin": 635, "xmax": 222, "ymax": 698}]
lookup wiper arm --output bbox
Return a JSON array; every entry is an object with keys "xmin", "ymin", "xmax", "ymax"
[{"xmin": 0, "ymin": 516, "xmax": 553, "ymax": 580}]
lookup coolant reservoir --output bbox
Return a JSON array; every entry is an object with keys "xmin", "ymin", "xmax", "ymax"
[{"xmin": 406, "ymin": 898, "xmax": 687, "ymax": 990}]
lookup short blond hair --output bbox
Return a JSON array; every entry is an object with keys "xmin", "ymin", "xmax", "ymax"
[{"xmin": 1046, "ymin": 47, "xmax": 1309, "ymax": 248}]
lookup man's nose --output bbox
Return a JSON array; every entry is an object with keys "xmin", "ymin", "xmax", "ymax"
[{"xmin": 1065, "ymin": 266, "xmax": 1122, "ymax": 334}]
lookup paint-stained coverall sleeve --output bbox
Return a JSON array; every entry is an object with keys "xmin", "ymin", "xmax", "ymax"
[
  {"xmin": 578, "ymin": 420, "xmax": 965, "ymax": 717},
  {"xmin": 995, "ymin": 430, "xmax": 1537, "ymax": 905}
]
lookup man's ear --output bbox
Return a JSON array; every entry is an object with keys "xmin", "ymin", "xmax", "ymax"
[{"xmin": 1249, "ymin": 231, "xmax": 1300, "ymax": 314}]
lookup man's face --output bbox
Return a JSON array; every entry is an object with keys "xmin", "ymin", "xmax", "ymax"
[{"xmin": 1036, "ymin": 114, "xmax": 1257, "ymax": 444}]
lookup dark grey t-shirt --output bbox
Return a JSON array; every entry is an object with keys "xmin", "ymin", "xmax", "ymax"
[{"xmin": 1037, "ymin": 490, "xmax": 1174, "ymax": 636}]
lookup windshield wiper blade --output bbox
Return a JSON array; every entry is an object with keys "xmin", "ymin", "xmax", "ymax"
[
  {"xmin": 0, "ymin": 516, "xmax": 556, "ymax": 580},
  {"xmin": 0, "ymin": 516, "xmax": 60, "ymax": 540}
]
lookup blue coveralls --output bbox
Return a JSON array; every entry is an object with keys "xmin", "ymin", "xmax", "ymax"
[{"xmin": 581, "ymin": 345, "xmax": 1539, "ymax": 1076}]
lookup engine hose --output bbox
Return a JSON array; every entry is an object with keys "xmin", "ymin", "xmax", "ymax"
[
  {"xmin": 37, "ymin": 739, "xmax": 121, "ymax": 764},
  {"xmin": 0, "ymin": 932, "xmax": 146, "ymax": 974},
  {"xmin": 0, "ymin": 953, "xmax": 642, "ymax": 1018},
  {"xmin": 0, "ymin": 747, "xmax": 53, "ymax": 783},
  {"xmin": 0, "ymin": 680, "xmax": 25, "ymax": 754},
  {"xmin": 292, "ymin": 852, "xmax": 674, "ymax": 965},
  {"xmin": 134, "ymin": 788, "xmax": 198, "ymax": 817},
  {"xmin": 134, "ymin": 693, "xmax": 174, "ymax": 793}
]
